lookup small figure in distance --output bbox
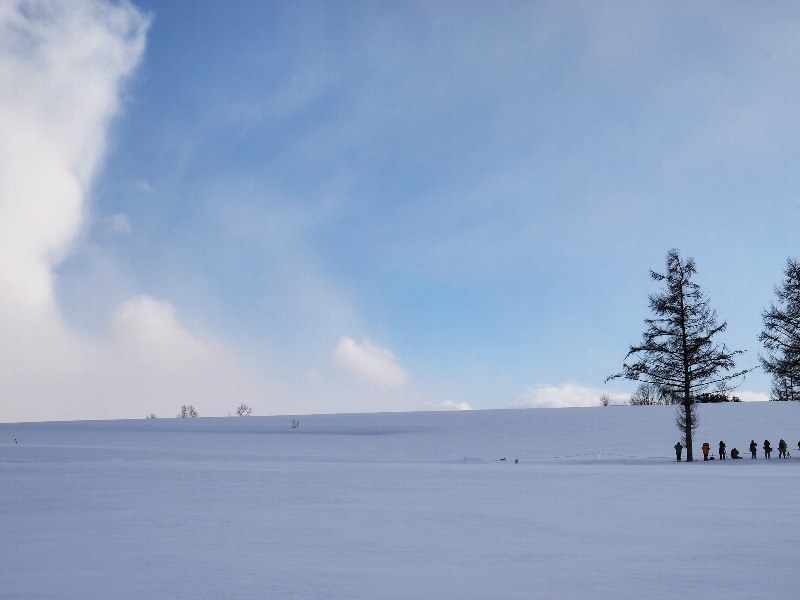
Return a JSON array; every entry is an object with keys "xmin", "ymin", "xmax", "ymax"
[
  {"xmin": 750, "ymin": 440, "xmax": 757, "ymax": 459},
  {"xmin": 763, "ymin": 439, "xmax": 772, "ymax": 459},
  {"xmin": 778, "ymin": 439, "xmax": 787, "ymax": 459},
  {"xmin": 674, "ymin": 441, "xmax": 683, "ymax": 462},
  {"xmin": 718, "ymin": 440, "xmax": 726, "ymax": 460},
  {"xmin": 730, "ymin": 448, "xmax": 742, "ymax": 459},
  {"xmin": 702, "ymin": 442, "xmax": 711, "ymax": 461}
]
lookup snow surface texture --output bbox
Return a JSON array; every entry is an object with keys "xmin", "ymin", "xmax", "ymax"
[{"xmin": 2, "ymin": 403, "xmax": 799, "ymax": 599}]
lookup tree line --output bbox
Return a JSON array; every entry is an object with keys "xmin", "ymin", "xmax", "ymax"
[{"xmin": 608, "ymin": 249, "xmax": 800, "ymax": 461}]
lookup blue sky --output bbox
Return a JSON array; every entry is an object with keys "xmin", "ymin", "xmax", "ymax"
[{"xmin": 2, "ymin": 1, "xmax": 799, "ymax": 421}]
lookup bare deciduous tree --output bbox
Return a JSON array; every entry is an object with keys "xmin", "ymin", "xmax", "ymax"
[{"xmin": 629, "ymin": 383, "xmax": 668, "ymax": 405}]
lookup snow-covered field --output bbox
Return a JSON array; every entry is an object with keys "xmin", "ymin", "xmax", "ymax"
[{"xmin": 2, "ymin": 403, "xmax": 799, "ymax": 599}]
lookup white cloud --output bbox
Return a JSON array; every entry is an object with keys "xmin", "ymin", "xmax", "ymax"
[
  {"xmin": 0, "ymin": 1, "xmax": 268, "ymax": 422},
  {"xmin": 422, "ymin": 400, "xmax": 472, "ymax": 411},
  {"xmin": 0, "ymin": 0, "xmax": 148, "ymax": 312},
  {"xmin": 512, "ymin": 385, "xmax": 772, "ymax": 409},
  {"xmin": 109, "ymin": 296, "xmax": 212, "ymax": 363},
  {"xmin": 101, "ymin": 296, "xmax": 265, "ymax": 418},
  {"xmin": 737, "ymin": 390, "xmax": 770, "ymax": 403},
  {"xmin": 512, "ymin": 383, "xmax": 627, "ymax": 409},
  {"xmin": 333, "ymin": 337, "xmax": 408, "ymax": 387}
]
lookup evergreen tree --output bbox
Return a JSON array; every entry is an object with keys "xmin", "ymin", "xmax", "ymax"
[
  {"xmin": 608, "ymin": 249, "xmax": 751, "ymax": 461},
  {"xmin": 760, "ymin": 258, "xmax": 800, "ymax": 401}
]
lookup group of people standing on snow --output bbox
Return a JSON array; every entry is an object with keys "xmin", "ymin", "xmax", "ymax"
[{"xmin": 674, "ymin": 439, "xmax": 798, "ymax": 461}]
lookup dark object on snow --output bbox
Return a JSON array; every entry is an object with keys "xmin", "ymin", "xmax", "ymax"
[
  {"xmin": 763, "ymin": 439, "xmax": 772, "ymax": 459},
  {"xmin": 702, "ymin": 442, "xmax": 711, "ymax": 461},
  {"xmin": 718, "ymin": 440, "xmax": 726, "ymax": 460},
  {"xmin": 515, "ymin": 458, "xmax": 519, "ymax": 464},
  {"xmin": 731, "ymin": 448, "xmax": 741, "ymax": 459},
  {"xmin": 674, "ymin": 441, "xmax": 683, "ymax": 462},
  {"xmin": 750, "ymin": 440, "xmax": 757, "ymax": 459},
  {"xmin": 778, "ymin": 439, "xmax": 787, "ymax": 458}
]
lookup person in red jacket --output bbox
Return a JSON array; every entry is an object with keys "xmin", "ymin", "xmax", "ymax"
[{"xmin": 702, "ymin": 442, "xmax": 711, "ymax": 461}]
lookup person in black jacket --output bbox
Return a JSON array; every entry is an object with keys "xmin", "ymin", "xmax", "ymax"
[
  {"xmin": 749, "ymin": 440, "xmax": 757, "ymax": 459},
  {"xmin": 764, "ymin": 439, "xmax": 772, "ymax": 459},
  {"xmin": 778, "ymin": 439, "xmax": 787, "ymax": 458},
  {"xmin": 718, "ymin": 440, "xmax": 726, "ymax": 460},
  {"xmin": 731, "ymin": 448, "xmax": 742, "ymax": 459},
  {"xmin": 674, "ymin": 441, "xmax": 683, "ymax": 462}
]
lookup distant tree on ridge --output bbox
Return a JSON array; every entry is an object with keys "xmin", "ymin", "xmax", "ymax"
[
  {"xmin": 629, "ymin": 383, "xmax": 668, "ymax": 405},
  {"xmin": 177, "ymin": 405, "xmax": 198, "ymax": 418}
]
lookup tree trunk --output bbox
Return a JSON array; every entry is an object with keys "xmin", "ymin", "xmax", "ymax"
[
  {"xmin": 683, "ymin": 395, "xmax": 693, "ymax": 461},
  {"xmin": 679, "ymin": 278, "xmax": 693, "ymax": 462}
]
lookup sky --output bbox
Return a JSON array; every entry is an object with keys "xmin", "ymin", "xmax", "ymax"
[{"xmin": 1, "ymin": 0, "xmax": 799, "ymax": 422}]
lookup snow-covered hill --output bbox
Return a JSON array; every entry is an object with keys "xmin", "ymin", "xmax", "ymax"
[{"xmin": 2, "ymin": 403, "xmax": 799, "ymax": 599}]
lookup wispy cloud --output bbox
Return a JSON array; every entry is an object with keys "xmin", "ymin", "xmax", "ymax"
[
  {"xmin": 134, "ymin": 179, "xmax": 155, "ymax": 194},
  {"xmin": 108, "ymin": 213, "xmax": 132, "ymax": 235},
  {"xmin": 333, "ymin": 337, "xmax": 408, "ymax": 387}
]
